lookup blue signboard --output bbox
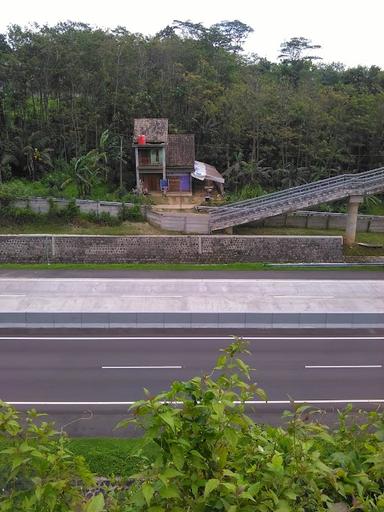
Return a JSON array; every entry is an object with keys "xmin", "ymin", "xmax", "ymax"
[{"xmin": 160, "ymin": 179, "xmax": 169, "ymax": 190}]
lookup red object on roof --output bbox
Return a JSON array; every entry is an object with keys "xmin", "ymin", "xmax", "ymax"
[{"xmin": 137, "ymin": 134, "xmax": 146, "ymax": 145}]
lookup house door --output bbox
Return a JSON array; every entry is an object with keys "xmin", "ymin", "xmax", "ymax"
[
  {"xmin": 168, "ymin": 175, "xmax": 180, "ymax": 192},
  {"xmin": 142, "ymin": 174, "xmax": 161, "ymax": 192},
  {"xmin": 168, "ymin": 174, "xmax": 191, "ymax": 193}
]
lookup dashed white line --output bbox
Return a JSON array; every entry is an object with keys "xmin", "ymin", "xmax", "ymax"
[
  {"xmin": 101, "ymin": 365, "xmax": 182, "ymax": 369},
  {"xmin": 0, "ymin": 294, "xmax": 26, "ymax": 297},
  {"xmin": 305, "ymin": 365, "xmax": 382, "ymax": 369},
  {"xmin": 273, "ymin": 295, "xmax": 335, "ymax": 299},
  {"xmin": 122, "ymin": 296, "xmax": 183, "ymax": 298}
]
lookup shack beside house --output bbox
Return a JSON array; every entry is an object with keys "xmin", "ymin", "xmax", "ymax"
[{"xmin": 133, "ymin": 118, "xmax": 224, "ymax": 197}]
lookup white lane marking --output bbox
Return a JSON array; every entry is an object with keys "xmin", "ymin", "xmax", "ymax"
[
  {"xmin": 305, "ymin": 365, "xmax": 382, "ymax": 369},
  {"xmin": 0, "ymin": 336, "xmax": 383, "ymax": 341},
  {"xmin": 5, "ymin": 399, "xmax": 384, "ymax": 406},
  {"xmin": 0, "ymin": 294, "xmax": 26, "ymax": 297},
  {"xmin": 273, "ymin": 295, "xmax": 335, "ymax": 299},
  {"xmin": 102, "ymin": 365, "xmax": 182, "ymax": 369},
  {"xmin": 122, "ymin": 296, "xmax": 183, "ymax": 298}
]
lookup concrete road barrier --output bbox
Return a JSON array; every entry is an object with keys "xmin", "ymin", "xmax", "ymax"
[{"xmin": 0, "ymin": 312, "xmax": 382, "ymax": 329}]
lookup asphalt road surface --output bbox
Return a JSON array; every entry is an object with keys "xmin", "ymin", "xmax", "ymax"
[
  {"xmin": 0, "ymin": 269, "xmax": 383, "ymax": 280},
  {"xmin": 1, "ymin": 329, "xmax": 383, "ymax": 436}
]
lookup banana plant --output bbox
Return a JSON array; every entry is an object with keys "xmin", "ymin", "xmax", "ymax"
[{"xmin": 61, "ymin": 130, "xmax": 109, "ymax": 198}]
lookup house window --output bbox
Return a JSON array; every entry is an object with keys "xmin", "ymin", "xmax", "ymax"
[
  {"xmin": 150, "ymin": 149, "xmax": 162, "ymax": 164},
  {"xmin": 139, "ymin": 148, "xmax": 163, "ymax": 166}
]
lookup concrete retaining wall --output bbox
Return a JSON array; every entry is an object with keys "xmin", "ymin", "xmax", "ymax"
[
  {"xmin": 0, "ymin": 235, "xmax": 343, "ymax": 264},
  {"xmin": 0, "ymin": 311, "xmax": 382, "ymax": 328},
  {"xmin": 13, "ymin": 197, "xmax": 135, "ymax": 216},
  {"xmin": 8, "ymin": 198, "xmax": 384, "ymax": 234},
  {"xmin": 146, "ymin": 209, "xmax": 209, "ymax": 234},
  {"xmin": 251, "ymin": 211, "xmax": 384, "ymax": 233}
]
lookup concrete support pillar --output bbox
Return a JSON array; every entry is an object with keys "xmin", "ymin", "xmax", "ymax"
[{"xmin": 344, "ymin": 195, "xmax": 363, "ymax": 246}]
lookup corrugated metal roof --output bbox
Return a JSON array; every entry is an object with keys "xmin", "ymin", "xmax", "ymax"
[
  {"xmin": 167, "ymin": 134, "xmax": 195, "ymax": 167},
  {"xmin": 134, "ymin": 118, "xmax": 168, "ymax": 143},
  {"xmin": 192, "ymin": 161, "xmax": 225, "ymax": 184}
]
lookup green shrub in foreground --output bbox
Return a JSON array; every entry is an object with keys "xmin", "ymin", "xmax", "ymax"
[
  {"xmin": 118, "ymin": 340, "xmax": 384, "ymax": 511},
  {"xmin": 0, "ymin": 404, "xmax": 96, "ymax": 511},
  {"xmin": 1, "ymin": 340, "xmax": 384, "ymax": 511}
]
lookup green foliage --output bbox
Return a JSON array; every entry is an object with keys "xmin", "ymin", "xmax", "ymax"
[
  {"xmin": 225, "ymin": 183, "xmax": 265, "ymax": 202},
  {"xmin": 0, "ymin": 194, "xmax": 147, "ymax": 229},
  {"xmin": 361, "ymin": 194, "xmax": 383, "ymax": 214},
  {"xmin": 67, "ymin": 438, "xmax": 156, "ymax": 478},
  {"xmin": 0, "ymin": 401, "xmax": 94, "ymax": 511},
  {"xmin": 0, "ymin": 179, "xmax": 48, "ymax": 199},
  {"xmin": 84, "ymin": 211, "xmax": 121, "ymax": 226},
  {"xmin": 1, "ymin": 21, "xmax": 384, "ymax": 198},
  {"xmin": 278, "ymin": 36, "xmax": 322, "ymax": 63},
  {"xmin": 1, "ymin": 343, "xmax": 384, "ymax": 510},
  {"xmin": 47, "ymin": 199, "xmax": 80, "ymax": 222},
  {"xmin": 116, "ymin": 340, "xmax": 384, "ymax": 511},
  {"xmin": 59, "ymin": 130, "xmax": 110, "ymax": 199},
  {"xmin": 0, "ymin": 205, "xmax": 40, "ymax": 225},
  {"xmin": 119, "ymin": 203, "xmax": 144, "ymax": 222}
]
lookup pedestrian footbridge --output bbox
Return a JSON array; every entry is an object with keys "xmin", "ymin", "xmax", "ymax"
[{"xmin": 208, "ymin": 167, "xmax": 384, "ymax": 243}]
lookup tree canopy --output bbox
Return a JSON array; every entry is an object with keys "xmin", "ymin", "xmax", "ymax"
[{"xmin": 0, "ymin": 21, "xmax": 383, "ymax": 194}]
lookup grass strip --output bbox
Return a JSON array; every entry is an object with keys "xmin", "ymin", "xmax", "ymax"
[
  {"xmin": 0, "ymin": 262, "xmax": 382, "ymax": 271},
  {"xmin": 0, "ymin": 262, "xmax": 269, "ymax": 271},
  {"xmin": 67, "ymin": 437, "xmax": 157, "ymax": 477}
]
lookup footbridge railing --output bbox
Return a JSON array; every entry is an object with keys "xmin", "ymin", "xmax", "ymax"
[{"xmin": 208, "ymin": 167, "xmax": 384, "ymax": 231}]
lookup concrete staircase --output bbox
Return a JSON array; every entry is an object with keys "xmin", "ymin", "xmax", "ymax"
[{"xmin": 209, "ymin": 167, "xmax": 384, "ymax": 231}]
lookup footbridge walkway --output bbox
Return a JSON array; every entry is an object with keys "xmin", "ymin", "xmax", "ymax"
[{"xmin": 207, "ymin": 167, "xmax": 384, "ymax": 243}]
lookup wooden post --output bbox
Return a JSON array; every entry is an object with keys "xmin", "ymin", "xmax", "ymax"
[
  {"xmin": 162, "ymin": 146, "xmax": 166, "ymax": 180},
  {"xmin": 119, "ymin": 135, "xmax": 123, "ymax": 189}
]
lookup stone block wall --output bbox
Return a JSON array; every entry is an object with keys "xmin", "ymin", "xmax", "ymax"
[{"xmin": 0, "ymin": 235, "xmax": 343, "ymax": 264}]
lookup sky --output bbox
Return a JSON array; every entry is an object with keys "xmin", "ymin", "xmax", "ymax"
[{"xmin": 1, "ymin": 0, "xmax": 384, "ymax": 68}]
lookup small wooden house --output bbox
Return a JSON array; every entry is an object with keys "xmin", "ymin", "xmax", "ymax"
[{"xmin": 133, "ymin": 118, "xmax": 224, "ymax": 196}]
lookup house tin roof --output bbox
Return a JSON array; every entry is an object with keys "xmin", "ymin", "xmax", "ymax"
[{"xmin": 133, "ymin": 118, "xmax": 168, "ymax": 143}]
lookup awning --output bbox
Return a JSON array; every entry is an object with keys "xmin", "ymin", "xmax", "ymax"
[{"xmin": 191, "ymin": 161, "xmax": 225, "ymax": 184}]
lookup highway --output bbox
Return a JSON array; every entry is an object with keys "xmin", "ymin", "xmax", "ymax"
[{"xmin": 1, "ymin": 330, "xmax": 383, "ymax": 436}]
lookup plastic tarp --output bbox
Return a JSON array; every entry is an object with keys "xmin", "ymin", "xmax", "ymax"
[{"xmin": 192, "ymin": 161, "xmax": 225, "ymax": 184}]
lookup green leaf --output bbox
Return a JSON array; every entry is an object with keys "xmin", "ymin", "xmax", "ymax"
[
  {"xmin": 239, "ymin": 491, "xmax": 256, "ymax": 502},
  {"xmin": 285, "ymin": 490, "xmax": 297, "ymax": 500},
  {"xmin": 85, "ymin": 494, "xmax": 105, "ymax": 512},
  {"xmin": 271, "ymin": 453, "xmax": 283, "ymax": 469},
  {"xmin": 248, "ymin": 482, "xmax": 261, "ymax": 496},
  {"xmin": 159, "ymin": 411, "xmax": 176, "ymax": 431},
  {"xmin": 170, "ymin": 445, "xmax": 185, "ymax": 470},
  {"xmin": 204, "ymin": 478, "xmax": 220, "ymax": 498},
  {"xmin": 215, "ymin": 354, "xmax": 227, "ymax": 368},
  {"xmin": 159, "ymin": 486, "xmax": 180, "ymax": 499},
  {"xmin": 142, "ymin": 482, "xmax": 154, "ymax": 506},
  {"xmin": 276, "ymin": 499, "xmax": 291, "ymax": 512},
  {"xmin": 255, "ymin": 387, "xmax": 268, "ymax": 402},
  {"xmin": 223, "ymin": 427, "xmax": 238, "ymax": 447},
  {"xmin": 236, "ymin": 357, "xmax": 250, "ymax": 377},
  {"xmin": 162, "ymin": 467, "xmax": 183, "ymax": 479},
  {"xmin": 221, "ymin": 482, "xmax": 236, "ymax": 492}
]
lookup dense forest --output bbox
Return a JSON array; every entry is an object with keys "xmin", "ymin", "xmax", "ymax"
[{"xmin": 0, "ymin": 20, "xmax": 384, "ymax": 195}]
